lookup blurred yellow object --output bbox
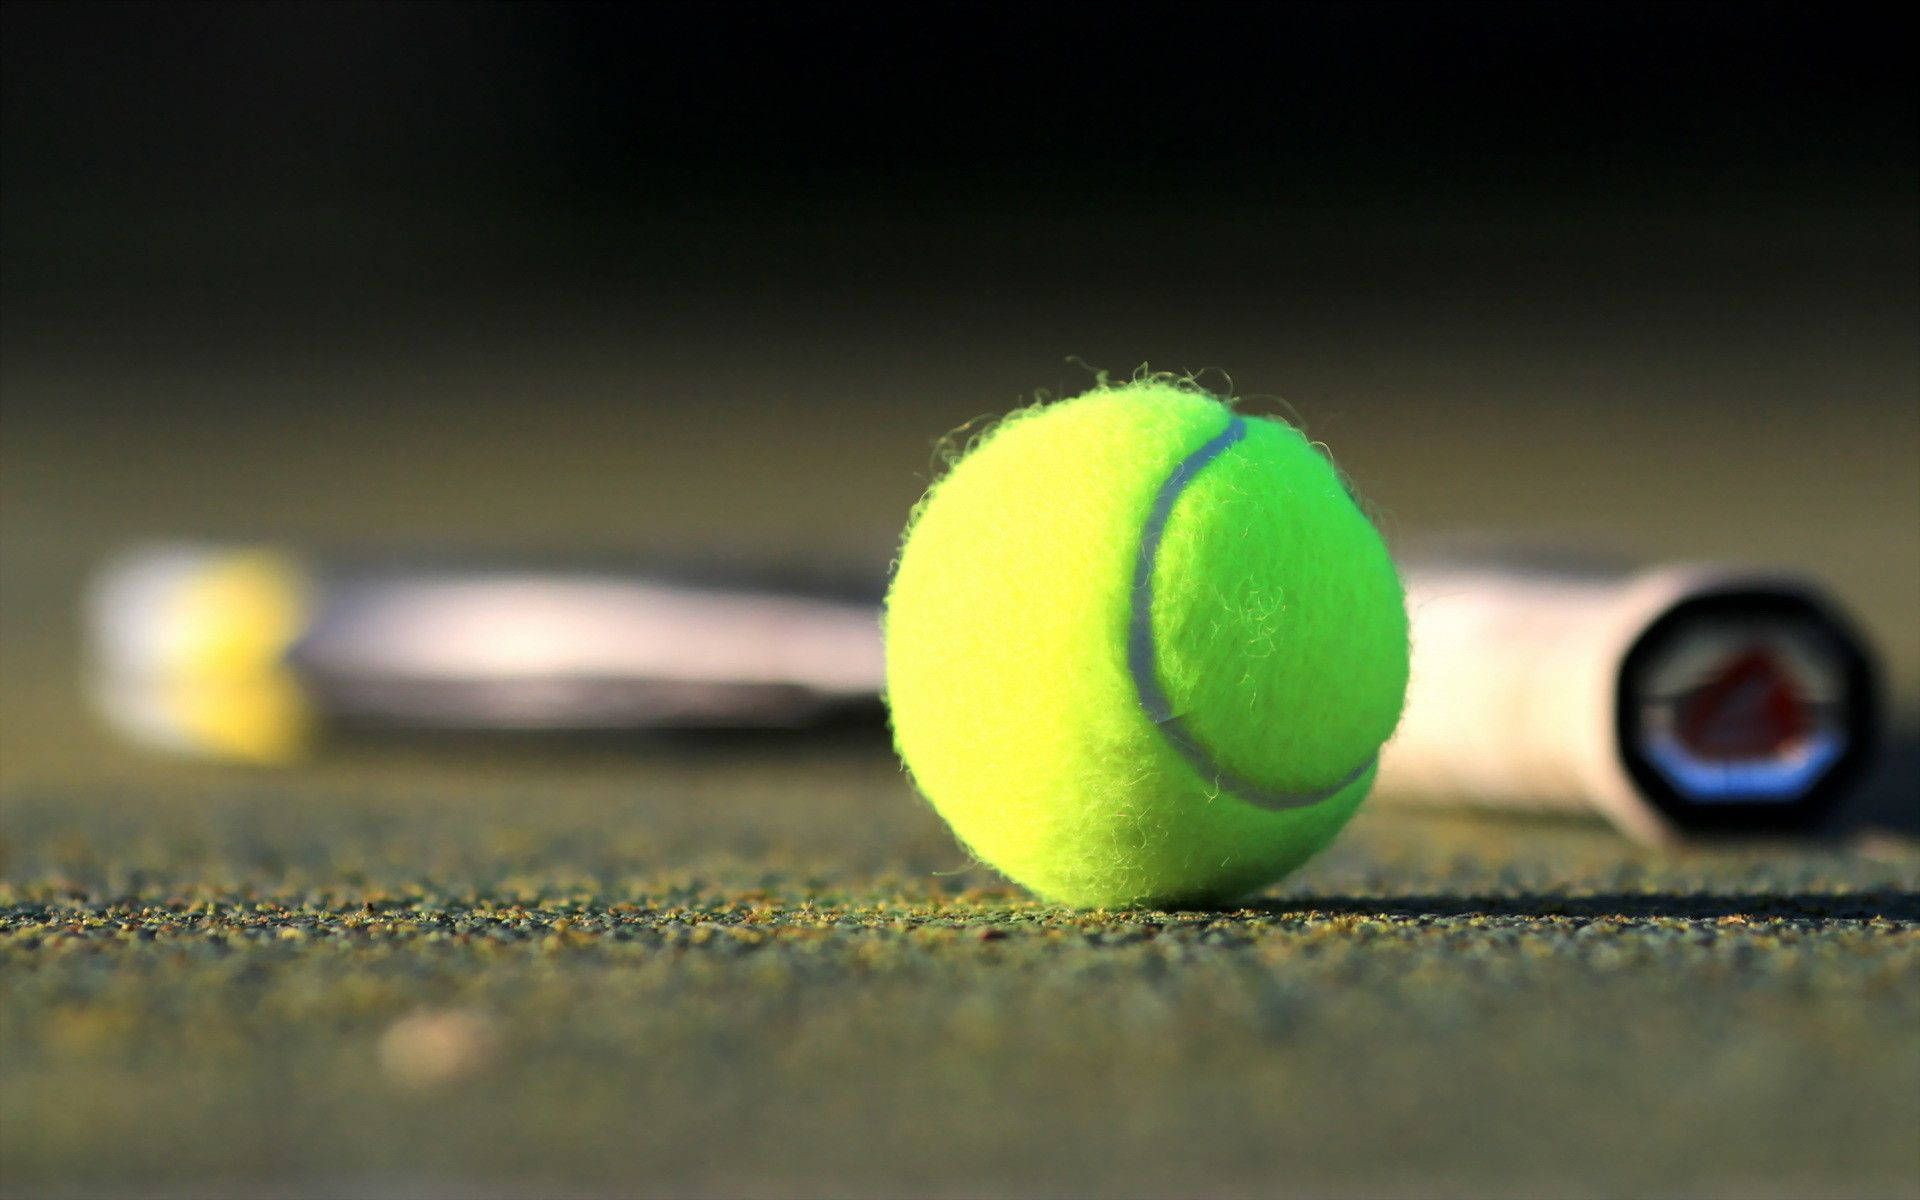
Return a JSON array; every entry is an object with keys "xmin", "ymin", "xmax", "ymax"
[
  {"xmin": 88, "ymin": 548, "xmax": 316, "ymax": 763},
  {"xmin": 159, "ymin": 669, "xmax": 313, "ymax": 764},
  {"xmin": 166, "ymin": 551, "xmax": 309, "ymax": 676}
]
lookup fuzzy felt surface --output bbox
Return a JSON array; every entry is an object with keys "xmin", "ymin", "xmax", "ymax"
[{"xmin": 884, "ymin": 380, "xmax": 1408, "ymax": 907}]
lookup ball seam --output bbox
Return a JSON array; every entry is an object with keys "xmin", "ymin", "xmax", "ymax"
[{"xmin": 1126, "ymin": 414, "xmax": 1375, "ymax": 812}]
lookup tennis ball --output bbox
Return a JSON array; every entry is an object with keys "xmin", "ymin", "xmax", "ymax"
[{"xmin": 884, "ymin": 378, "xmax": 1408, "ymax": 908}]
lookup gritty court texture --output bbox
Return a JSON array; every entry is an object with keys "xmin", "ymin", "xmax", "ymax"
[{"xmin": 2, "ymin": 735, "xmax": 1916, "ymax": 1199}]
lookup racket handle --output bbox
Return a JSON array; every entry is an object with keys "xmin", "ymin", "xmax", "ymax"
[
  {"xmin": 88, "ymin": 546, "xmax": 1884, "ymax": 844},
  {"xmin": 1375, "ymin": 562, "xmax": 1880, "ymax": 842}
]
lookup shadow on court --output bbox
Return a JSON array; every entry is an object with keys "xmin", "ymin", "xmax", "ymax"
[{"xmin": 1270, "ymin": 890, "xmax": 1920, "ymax": 923}]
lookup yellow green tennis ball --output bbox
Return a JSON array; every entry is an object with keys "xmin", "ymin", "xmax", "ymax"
[{"xmin": 884, "ymin": 378, "xmax": 1409, "ymax": 909}]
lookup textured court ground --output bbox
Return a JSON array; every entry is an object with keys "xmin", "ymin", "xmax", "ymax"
[{"xmin": 3, "ymin": 730, "xmax": 1918, "ymax": 1198}]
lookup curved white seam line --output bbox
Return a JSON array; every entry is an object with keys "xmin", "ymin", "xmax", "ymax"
[{"xmin": 1127, "ymin": 415, "xmax": 1376, "ymax": 811}]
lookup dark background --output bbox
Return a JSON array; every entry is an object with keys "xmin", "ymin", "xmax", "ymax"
[
  {"xmin": 15, "ymin": 0, "xmax": 1914, "ymax": 214},
  {"xmin": 4, "ymin": 1, "xmax": 1914, "ymax": 357}
]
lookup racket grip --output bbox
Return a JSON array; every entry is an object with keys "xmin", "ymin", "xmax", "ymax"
[{"xmin": 1375, "ymin": 562, "xmax": 1880, "ymax": 842}]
